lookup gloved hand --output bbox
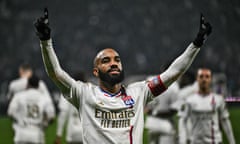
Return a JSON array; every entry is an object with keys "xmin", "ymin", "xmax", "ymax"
[
  {"xmin": 193, "ymin": 14, "xmax": 212, "ymax": 47},
  {"xmin": 34, "ymin": 8, "xmax": 51, "ymax": 40}
]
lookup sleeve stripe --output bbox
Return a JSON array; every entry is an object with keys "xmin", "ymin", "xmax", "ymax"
[{"xmin": 148, "ymin": 75, "xmax": 167, "ymax": 96}]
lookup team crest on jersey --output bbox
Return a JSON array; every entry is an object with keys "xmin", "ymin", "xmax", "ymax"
[
  {"xmin": 122, "ymin": 95, "xmax": 135, "ymax": 106},
  {"xmin": 152, "ymin": 77, "xmax": 159, "ymax": 85}
]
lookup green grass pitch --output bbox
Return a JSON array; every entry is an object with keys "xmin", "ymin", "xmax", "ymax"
[{"xmin": 1, "ymin": 107, "xmax": 239, "ymax": 144}]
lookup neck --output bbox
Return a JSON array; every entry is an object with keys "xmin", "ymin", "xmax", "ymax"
[
  {"xmin": 198, "ymin": 88, "xmax": 211, "ymax": 95},
  {"xmin": 99, "ymin": 81, "xmax": 121, "ymax": 94},
  {"xmin": 21, "ymin": 74, "xmax": 30, "ymax": 78}
]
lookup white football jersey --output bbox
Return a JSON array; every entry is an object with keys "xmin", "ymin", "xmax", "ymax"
[
  {"xmin": 182, "ymin": 92, "xmax": 229, "ymax": 144},
  {"xmin": 7, "ymin": 77, "xmax": 51, "ymax": 100},
  {"xmin": 8, "ymin": 88, "xmax": 55, "ymax": 143},
  {"xmin": 57, "ymin": 95, "xmax": 83, "ymax": 142},
  {"xmin": 67, "ymin": 80, "xmax": 155, "ymax": 144}
]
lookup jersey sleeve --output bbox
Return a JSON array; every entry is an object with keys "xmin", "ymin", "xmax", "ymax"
[
  {"xmin": 7, "ymin": 94, "xmax": 21, "ymax": 121},
  {"xmin": 219, "ymin": 96, "xmax": 229, "ymax": 119},
  {"xmin": 40, "ymin": 39, "xmax": 76, "ymax": 96},
  {"xmin": 6, "ymin": 82, "xmax": 14, "ymax": 100},
  {"xmin": 160, "ymin": 43, "xmax": 200, "ymax": 87},
  {"xmin": 58, "ymin": 95, "xmax": 70, "ymax": 111},
  {"xmin": 39, "ymin": 80, "xmax": 51, "ymax": 96},
  {"xmin": 169, "ymin": 83, "xmax": 180, "ymax": 109},
  {"xmin": 43, "ymin": 97, "xmax": 56, "ymax": 120},
  {"xmin": 56, "ymin": 110, "xmax": 68, "ymax": 137},
  {"xmin": 178, "ymin": 101, "xmax": 191, "ymax": 144},
  {"xmin": 147, "ymin": 75, "xmax": 167, "ymax": 97},
  {"xmin": 66, "ymin": 81, "xmax": 87, "ymax": 110}
]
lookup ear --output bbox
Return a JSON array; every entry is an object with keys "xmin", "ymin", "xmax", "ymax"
[{"xmin": 93, "ymin": 68, "xmax": 99, "ymax": 77}]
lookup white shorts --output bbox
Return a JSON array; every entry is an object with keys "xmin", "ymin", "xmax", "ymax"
[{"xmin": 145, "ymin": 116, "xmax": 175, "ymax": 135}]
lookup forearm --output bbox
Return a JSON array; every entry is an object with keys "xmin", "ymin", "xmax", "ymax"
[
  {"xmin": 40, "ymin": 39, "xmax": 75, "ymax": 94},
  {"xmin": 56, "ymin": 110, "xmax": 68, "ymax": 136},
  {"xmin": 160, "ymin": 43, "xmax": 200, "ymax": 87},
  {"xmin": 221, "ymin": 118, "xmax": 235, "ymax": 144},
  {"xmin": 178, "ymin": 117, "xmax": 189, "ymax": 144}
]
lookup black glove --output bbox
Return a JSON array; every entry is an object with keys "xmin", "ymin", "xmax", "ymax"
[
  {"xmin": 34, "ymin": 8, "xmax": 51, "ymax": 40},
  {"xmin": 193, "ymin": 14, "xmax": 212, "ymax": 47}
]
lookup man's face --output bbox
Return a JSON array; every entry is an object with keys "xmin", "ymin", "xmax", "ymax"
[
  {"xmin": 93, "ymin": 48, "xmax": 124, "ymax": 85},
  {"xmin": 197, "ymin": 69, "xmax": 212, "ymax": 91},
  {"xmin": 19, "ymin": 68, "xmax": 32, "ymax": 78}
]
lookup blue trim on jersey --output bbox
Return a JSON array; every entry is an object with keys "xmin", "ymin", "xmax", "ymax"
[{"xmin": 99, "ymin": 87, "xmax": 121, "ymax": 97}]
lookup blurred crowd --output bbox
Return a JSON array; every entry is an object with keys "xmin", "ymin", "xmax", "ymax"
[{"xmin": 0, "ymin": 0, "xmax": 240, "ymax": 99}]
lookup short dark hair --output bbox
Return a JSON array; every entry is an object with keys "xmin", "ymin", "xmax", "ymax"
[
  {"xmin": 28, "ymin": 74, "xmax": 39, "ymax": 88},
  {"xmin": 20, "ymin": 63, "xmax": 32, "ymax": 71}
]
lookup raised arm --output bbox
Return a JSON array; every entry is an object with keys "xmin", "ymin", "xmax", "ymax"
[
  {"xmin": 34, "ymin": 8, "xmax": 75, "ymax": 95},
  {"xmin": 148, "ymin": 14, "xmax": 212, "ymax": 97},
  {"xmin": 161, "ymin": 14, "xmax": 212, "ymax": 87}
]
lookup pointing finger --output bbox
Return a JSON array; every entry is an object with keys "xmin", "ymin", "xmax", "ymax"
[{"xmin": 44, "ymin": 8, "xmax": 48, "ymax": 19}]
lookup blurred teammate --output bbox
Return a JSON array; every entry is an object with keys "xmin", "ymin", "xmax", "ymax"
[
  {"xmin": 180, "ymin": 68, "xmax": 235, "ymax": 144},
  {"xmin": 145, "ymin": 81, "xmax": 179, "ymax": 144},
  {"xmin": 8, "ymin": 75, "xmax": 55, "ymax": 144},
  {"xmin": 175, "ymin": 80, "xmax": 198, "ymax": 143},
  {"xmin": 6, "ymin": 63, "xmax": 55, "ymax": 135},
  {"xmin": 55, "ymin": 72, "xmax": 86, "ymax": 144},
  {"xmin": 34, "ymin": 8, "xmax": 212, "ymax": 144},
  {"xmin": 55, "ymin": 96, "xmax": 83, "ymax": 144},
  {"xmin": 7, "ymin": 63, "xmax": 51, "ymax": 100}
]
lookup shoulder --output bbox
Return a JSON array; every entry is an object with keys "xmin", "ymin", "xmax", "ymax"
[
  {"xmin": 127, "ymin": 80, "xmax": 147, "ymax": 89},
  {"xmin": 72, "ymin": 81, "xmax": 98, "ymax": 94},
  {"xmin": 9, "ymin": 78, "xmax": 26, "ymax": 87},
  {"xmin": 39, "ymin": 80, "xmax": 47, "ymax": 86},
  {"xmin": 166, "ymin": 82, "xmax": 180, "ymax": 94},
  {"xmin": 11, "ymin": 91, "xmax": 25, "ymax": 102},
  {"xmin": 185, "ymin": 93, "xmax": 198, "ymax": 102},
  {"xmin": 76, "ymin": 81, "xmax": 97, "ymax": 88},
  {"xmin": 212, "ymin": 93, "xmax": 225, "ymax": 102}
]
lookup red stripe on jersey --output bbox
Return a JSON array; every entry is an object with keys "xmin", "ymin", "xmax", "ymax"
[
  {"xmin": 129, "ymin": 125, "xmax": 133, "ymax": 144},
  {"xmin": 148, "ymin": 75, "xmax": 167, "ymax": 96}
]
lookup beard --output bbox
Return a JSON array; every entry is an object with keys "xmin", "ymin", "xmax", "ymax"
[{"xmin": 98, "ymin": 68, "xmax": 124, "ymax": 86}]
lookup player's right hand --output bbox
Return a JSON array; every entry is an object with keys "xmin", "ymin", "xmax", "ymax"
[{"xmin": 34, "ymin": 8, "xmax": 51, "ymax": 41}]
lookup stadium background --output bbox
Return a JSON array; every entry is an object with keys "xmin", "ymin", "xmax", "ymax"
[{"xmin": 0, "ymin": 0, "xmax": 240, "ymax": 143}]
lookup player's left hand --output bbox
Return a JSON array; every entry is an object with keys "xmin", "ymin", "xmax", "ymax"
[
  {"xmin": 193, "ymin": 13, "xmax": 212, "ymax": 47},
  {"xmin": 34, "ymin": 8, "xmax": 51, "ymax": 41}
]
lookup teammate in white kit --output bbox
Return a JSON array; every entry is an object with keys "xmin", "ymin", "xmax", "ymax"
[
  {"xmin": 6, "ymin": 63, "xmax": 55, "ymax": 141},
  {"xmin": 8, "ymin": 75, "xmax": 55, "ymax": 144},
  {"xmin": 176, "ymin": 81, "xmax": 198, "ymax": 143},
  {"xmin": 145, "ymin": 79, "xmax": 179, "ymax": 144},
  {"xmin": 34, "ymin": 8, "xmax": 212, "ymax": 144},
  {"xmin": 7, "ymin": 63, "xmax": 51, "ymax": 100},
  {"xmin": 55, "ymin": 95, "xmax": 83, "ymax": 144},
  {"xmin": 180, "ymin": 68, "xmax": 235, "ymax": 144},
  {"xmin": 55, "ymin": 72, "xmax": 86, "ymax": 144}
]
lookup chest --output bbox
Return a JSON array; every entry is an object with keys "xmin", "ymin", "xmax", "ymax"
[
  {"xmin": 85, "ymin": 88, "xmax": 142, "ymax": 111},
  {"xmin": 187, "ymin": 95, "xmax": 220, "ymax": 112}
]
